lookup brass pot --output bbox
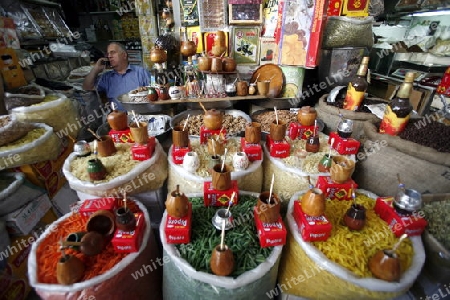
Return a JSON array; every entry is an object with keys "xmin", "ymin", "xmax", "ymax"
[
  {"xmin": 181, "ymin": 40, "xmax": 197, "ymax": 57},
  {"xmin": 150, "ymin": 47, "xmax": 167, "ymax": 64}
]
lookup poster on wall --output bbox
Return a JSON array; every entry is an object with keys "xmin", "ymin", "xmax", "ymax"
[{"xmin": 231, "ymin": 26, "xmax": 260, "ymax": 65}]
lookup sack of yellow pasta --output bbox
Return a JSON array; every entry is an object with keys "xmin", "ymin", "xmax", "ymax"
[{"xmin": 277, "ymin": 189, "xmax": 425, "ymax": 300}]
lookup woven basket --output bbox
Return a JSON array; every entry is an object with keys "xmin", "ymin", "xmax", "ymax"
[
  {"xmin": 0, "ymin": 115, "xmax": 34, "ymax": 147},
  {"xmin": 277, "ymin": 189, "xmax": 426, "ymax": 300}
]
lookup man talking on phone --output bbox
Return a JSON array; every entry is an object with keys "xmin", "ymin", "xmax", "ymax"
[{"xmin": 83, "ymin": 42, "xmax": 151, "ymax": 111}]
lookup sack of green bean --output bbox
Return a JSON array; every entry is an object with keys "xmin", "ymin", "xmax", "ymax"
[{"xmin": 159, "ymin": 192, "xmax": 283, "ymax": 300}]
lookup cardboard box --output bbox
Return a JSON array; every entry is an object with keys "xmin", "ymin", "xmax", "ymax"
[
  {"xmin": 328, "ymin": 132, "xmax": 360, "ymax": 155},
  {"xmin": 293, "ymin": 200, "xmax": 332, "ymax": 242},
  {"xmin": 109, "ymin": 128, "xmax": 134, "ymax": 143},
  {"xmin": 254, "ymin": 207, "xmax": 287, "ymax": 247},
  {"xmin": 241, "ymin": 138, "xmax": 262, "ymax": 161},
  {"xmin": 203, "ymin": 181, "xmax": 239, "ymax": 207},
  {"xmin": 342, "ymin": 0, "xmax": 369, "ymax": 16},
  {"xmin": 316, "ymin": 176, "xmax": 357, "ymax": 200},
  {"xmin": 2, "ymin": 193, "xmax": 52, "ymax": 236},
  {"xmin": 200, "ymin": 126, "xmax": 227, "ymax": 144},
  {"xmin": 18, "ymin": 137, "xmax": 73, "ymax": 199},
  {"xmin": 131, "ymin": 137, "xmax": 155, "ymax": 161},
  {"xmin": 374, "ymin": 197, "xmax": 427, "ymax": 237},
  {"xmin": 78, "ymin": 198, "xmax": 118, "ymax": 221},
  {"xmin": 0, "ymin": 209, "xmax": 57, "ymax": 300},
  {"xmin": 171, "ymin": 144, "xmax": 191, "ymax": 165},
  {"xmin": 111, "ymin": 213, "xmax": 146, "ymax": 253},
  {"xmin": 288, "ymin": 123, "xmax": 319, "ymax": 140},
  {"xmin": 276, "ymin": 0, "xmax": 327, "ymax": 67},
  {"xmin": 266, "ymin": 136, "xmax": 290, "ymax": 158},
  {"xmin": 164, "ymin": 202, "xmax": 192, "ymax": 244}
]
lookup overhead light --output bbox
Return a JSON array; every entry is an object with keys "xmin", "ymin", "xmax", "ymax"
[{"xmin": 408, "ymin": 10, "xmax": 450, "ymax": 17}]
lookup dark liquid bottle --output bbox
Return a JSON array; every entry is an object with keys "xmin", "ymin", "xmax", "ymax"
[
  {"xmin": 379, "ymin": 72, "xmax": 415, "ymax": 136},
  {"xmin": 343, "ymin": 57, "xmax": 369, "ymax": 111}
]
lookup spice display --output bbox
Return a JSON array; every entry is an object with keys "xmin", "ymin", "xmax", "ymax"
[
  {"xmin": 175, "ymin": 195, "xmax": 272, "ymax": 276},
  {"xmin": 379, "ymin": 72, "xmax": 415, "ymax": 136},
  {"xmin": 175, "ymin": 114, "xmax": 248, "ymax": 136},
  {"xmin": 310, "ymin": 193, "xmax": 414, "ymax": 278},
  {"xmin": 252, "ymin": 110, "xmax": 298, "ymax": 133},
  {"xmin": 422, "ymin": 198, "xmax": 450, "ymax": 250},
  {"xmin": 398, "ymin": 120, "xmax": 450, "ymax": 153}
]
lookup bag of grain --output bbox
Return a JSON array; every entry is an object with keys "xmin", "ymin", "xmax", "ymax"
[
  {"xmin": 160, "ymin": 191, "xmax": 283, "ymax": 300},
  {"xmin": 0, "ymin": 123, "xmax": 62, "ymax": 169},
  {"xmin": 167, "ymin": 138, "xmax": 263, "ymax": 193},
  {"xmin": 353, "ymin": 121, "xmax": 450, "ymax": 196},
  {"xmin": 63, "ymin": 140, "xmax": 168, "ymax": 197},
  {"xmin": 11, "ymin": 93, "xmax": 80, "ymax": 138},
  {"xmin": 28, "ymin": 200, "xmax": 162, "ymax": 300},
  {"xmin": 315, "ymin": 94, "xmax": 380, "ymax": 139},
  {"xmin": 278, "ymin": 189, "xmax": 425, "ymax": 300}
]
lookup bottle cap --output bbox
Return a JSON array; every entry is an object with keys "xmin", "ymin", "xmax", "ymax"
[{"xmin": 404, "ymin": 72, "xmax": 416, "ymax": 83}]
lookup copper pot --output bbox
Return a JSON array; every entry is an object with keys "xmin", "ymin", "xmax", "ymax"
[
  {"xmin": 181, "ymin": 40, "xmax": 197, "ymax": 57},
  {"xmin": 198, "ymin": 56, "xmax": 212, "ymax": 71},
  {"xmin": 172, "ymin": 125, "xmax": 189, "ymax": 148},
  {"xmin": 269, "ymin": 120, "xmax": 287, "ymax": 141},
  {"xmin": 298, "ymin": 106, "xmax": 317, "ymax": 126},
  {"xmin": 203, "ymin": 109, "xmax": 223, "ymax": 130},
  {"xmin": 245, "ymin": 122, "xmax": 261, "ymax": 144},
  {"xmin": 330, "ymin": 156, "xmax": 355, "ymax": 184},
  {"xmin": 107, "ymin": 110, "xmax": 128, "ymax": 131},
  {"xmin": 256, "ymin": 191, "xmax": 281, "ymax": 223},
  {"xmin": 150, "ymin": 47, "xmax": 167, "ymax": 64},
  {"xmin": 97, "ymin": 135, "xmax": 117, "ymax": 157},
  {"xmin": 210, "ymin": 244, "xmax": 234, "ymax": 276},
  {"xmin": 211, "ymin": 164, "xmax": 231, "ymax": 190},
  {"xmin": 369, "ymin": 250, "xmax": 401, "ymax": 282},
  {"xmin": 301, "ymin": 188, "xmax": 325, "ymax": 217}
]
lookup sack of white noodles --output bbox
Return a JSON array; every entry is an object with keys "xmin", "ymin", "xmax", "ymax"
[
  {"xmin": 160, "ymin": 191, "xmax": 283, "ymax": 300},
  {"xmin": 28, "ymin": 200, "xmax": 162, "ymax": 300},
  {"xmin": 277, "ymin": 189, "xmax": 425, "ymax": 300},
  {"xmin": 0, "ymin": 123, "xmax": 62, "ymax": 169},
  {"xmin": 167, "ymin": 138, "xmax": 263, "ymax": 194},
  {"xmin": 11, "ymin": 93, "xmax": 80, "ymax": 138},
  {"xmin": 63, "ymin": 140, "xmax": 168, "ymax": 197}
]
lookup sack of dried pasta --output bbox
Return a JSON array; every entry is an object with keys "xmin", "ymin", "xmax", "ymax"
[
  {"xmin": 0, "ymin": 115, "xmax": 34, "ymax": 147},
  {"xmin": 28, "ymin": 200, "xmax": 162, "ymax": 300},
  {"xmin": 11, "ymin": 93, "xmax": 80, "ymax": 138},
  {"xmin": 167, "ymin": 138, "xmax": 263, "ymax": 194},
  {"xmin": 63, "ymin": 140, "xmax": 168, "ymax": 197},
  {"xmin": 277, "ymin": 189, "xmax": 425, "ymax": 300},
  {"xmin": 160, "ymin": 191, "xmax": 283, "ymax": 299},
  {"xmin": 0, "ymin": 123, "xmax": 62, "ymax": 170}
]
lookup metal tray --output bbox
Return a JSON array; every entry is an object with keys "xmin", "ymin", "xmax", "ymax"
[
  {"xmin": 170, "ymin": 109, "xmax": 252, "ymax": 137},
  {"xmin": 118, "ymin": 93, "xmax": 166, "ymax": 114}
]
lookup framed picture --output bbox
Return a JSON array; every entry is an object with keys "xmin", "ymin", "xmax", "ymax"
[
  {"xmin": 231, "ymin": 26, "xmax": 260, "ymax": 65},
  {"xmin": 228, "ymin": 4, "xmax": 263, "ymax": 24}
]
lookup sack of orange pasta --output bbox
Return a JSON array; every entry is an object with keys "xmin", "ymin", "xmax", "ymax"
[
  {"xmin": 277, "ymin": 189, "xmax": 425, "ymax": 300},
  {"xmin": 27, "ymin": 199, "xmax": 162, "ymax": 300}
]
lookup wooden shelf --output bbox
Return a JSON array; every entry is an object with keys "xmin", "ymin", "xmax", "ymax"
[{"xmin": 149, "ymin": 95, "xmax": 268, "ymax": 105}]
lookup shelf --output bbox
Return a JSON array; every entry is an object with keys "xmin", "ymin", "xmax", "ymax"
[{"xmin": 79, "ymin": 9, "xmax": 135, "ymax": 15}]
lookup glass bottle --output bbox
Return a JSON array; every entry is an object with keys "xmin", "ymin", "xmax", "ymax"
[
  {"xmin": 379, "ymin": 72, "xmax": 415, "ymax": 136},
  {"xmin": 343, "ymin": 57, "xmax": 369, "ymax": 111}
]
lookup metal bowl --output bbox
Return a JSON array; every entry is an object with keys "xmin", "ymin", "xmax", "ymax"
[
  {"xmin": 117, "ymin": 93, "xmax": 166, "ymax": 114},
  {"xmin": 170, "ymin": 109, "xmax": 252, "ymax": 137},
  {"xmin": 394, "ymin": 188, "xmax": 422, "ymax": 212}
]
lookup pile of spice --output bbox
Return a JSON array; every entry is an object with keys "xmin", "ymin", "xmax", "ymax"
[
  {"xmin": 422, "ymin": 198, "xmax": 450, "ymax": 250},
  {"xmin": 398, "ymin": 120, "xmax": 450, "ymax": 152}
]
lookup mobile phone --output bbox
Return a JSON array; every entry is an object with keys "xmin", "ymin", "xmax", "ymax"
[{"xmin": 101, "ymin": 59, "xmax": 110, "ymax": 67}]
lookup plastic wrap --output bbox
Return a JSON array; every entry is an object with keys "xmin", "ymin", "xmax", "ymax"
[
  {"xmin": 160, "ymin": 191, "xmax": 283, "ymax": 300},
  {"xmin": 28, "ymin": 200, "xmax": 162, "ymax": 300},
  {"xmin": 63, "ymin": 141, "xmax": 168, "ymax": 197},
  {"xmin": 322, "ymin": 17, "xmax": 374, "ymax": 49},
  {"xmin": 0, "ymin": 123, "xmax": 62, "ymax": 170},
  {"xmin": 11, "ymin": 94, "xmax": 79, "ymax": 136},
  {"xmin": 277, "ymin": 189, "xmax": 426, "ymax": 300},
  {"xmin": 167, "ymin": 138, "xmax": 263, "ymax": 193}
]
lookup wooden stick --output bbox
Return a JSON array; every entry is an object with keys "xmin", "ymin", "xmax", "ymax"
[
  {"xmin": 131, "ymin": 110, "xmax": 140, "ymax": 127},
  {"xmin": 269, "ymin": 173, "xmax": 274, "ymax": 204},
  {"xmin": 87, "ymin": 128, "xmax": 102, "ymax": 141},
  {"xmin": 274, "ymin": 106, "xmax": 279, "ymax": 125},
  {"xmin": 123, "ymin": 190, "xmax": 127, "ymax": 210},
  {"xmin": 198, "ymin": 101, "xmax": 207, "ymax": 113},
  {"xmin": 183, "ymin": 114, "xmax": 190, "ymax": 131},
  {"xmin": 226, "ymin": 192, "xmax": 236, "ymax": 216},
  {"xmin": 329, "ymin": 137, "xmax": 334, "ymax": 157},
  {"xmin": 220, "ymin": 218, "xmax": 226, "ymax": 250},
  {"xmin": 67, "ymin": 135, "xmax": 76, "ymax": 143},
  {"xmin": 221, "ymin": 148, "xmax": 228, "ymax": 172},
  {"xmin": 392, "ymin": 234, "xmax": 408, "ymax": 252}
]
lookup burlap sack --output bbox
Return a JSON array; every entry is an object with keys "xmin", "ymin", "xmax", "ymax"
[
  {"xmin": 364, "ymin": 121, "xmax": 450, "ymax": 167},
  {"xmin": 316, "ymin": 94, "xmax": 380, "ymax": 140},
  {"xmin": 353, "ymin": 143, "xmax": 450, "ymax": 196}
]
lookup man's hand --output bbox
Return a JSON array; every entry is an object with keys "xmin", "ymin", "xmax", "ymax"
[{"xmin": 93, "ymin": 57, "xmax": 108, "ymax": 73}]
